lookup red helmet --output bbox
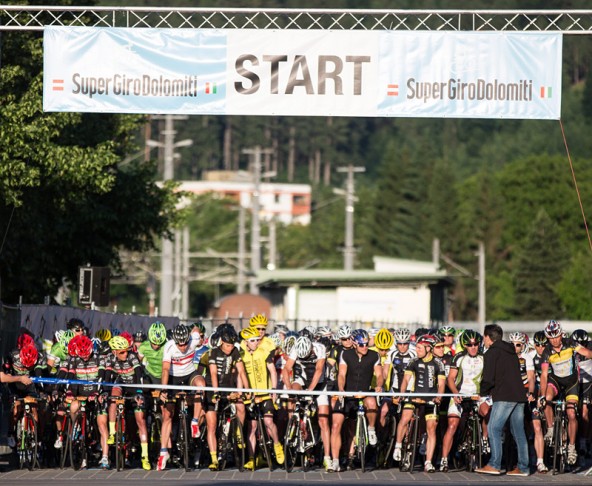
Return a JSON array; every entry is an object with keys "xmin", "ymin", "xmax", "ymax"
[
  {"xmin": 416, "ymin": 334, "xmax": 437, "ymax": 348},
  {"xmin": 20, "ymin": 344, "xmax": 38, "ymax": 368},
  {"xmin": 77, "ymin": 335, "xmax": 93, "ymax": 359},
  {"xmin": 17, "ymin": 333, "xmax": 35, "ymax": 350},
  {"xmin": 120, "ymin": 331, "xmax": 134, "ymax": 348},
  {"xmin": 68, "ymin": 335, "xmax": 82, "ymax": 357}
]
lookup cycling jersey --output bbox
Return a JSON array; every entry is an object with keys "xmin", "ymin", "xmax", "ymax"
[
  {"xmin": 8, "ymin": 349, "xmax": 47, "ymax": 377},
  {"xmin": 517, "ymin": 351, "xmax": 534, "ymax": 389},
  {"xmin": 404, "ymin": 355, "xmax": 445, "ymax": 400},
  {"xmin": 206, "ymin": 346, "xmax": 242, "ymax": 387},
  {"xmin": 137, "ymin": 341, "xmax": 164, "ymax": 379},
  {"xmin": 577, "ymin": 343, "xmax": 592, "ymax": 384},
  {"xmin": 241, "ymin": 346, "xmax": 274, "ymax": 394},
  {"xmin": 450, "ymin": 351, "xmax": 484, "ymax": 395},
  {"xmin": 58, "ymin": 352, "xmax": 105, "ymax": 395},
  {"xmin": 326, "ymin": 344, "xmax": 349, "ymax": 387},
  {"xmin": 541, "ymin": 339, "xmax": 582, "ymax": 378},
  {"xmin": 288, "ymin": 342, "xmax": 326, "ymax": 388},
  {"xmin": 192, "ymin": 344, "xmax": 209, "ymax": 366},
  {"xmin": 162, "ymin": 337, "xmax": 199, "ymax": 377},
  {"xmin": 240, "ymin": 336, "xmax": 276, "ymax": 355},
  {"xmin": 47, "ymin": 343, "xmax": 68, "ymax": 374},
  {"xmin": 389, "ymin": 347, "xmax": 416, "ymax": 391},
  {"xmin": 105, "ymin": 351, "xmax": 143, "ymax": 386},
  {"xmin": 339, "ymin": 348, "xmax": 380, "ymax": 393}
]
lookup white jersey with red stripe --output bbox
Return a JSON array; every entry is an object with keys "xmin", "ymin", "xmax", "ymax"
[{"xmin": 162, "ymin": 338, "xmax": 199, "ymax": 377}]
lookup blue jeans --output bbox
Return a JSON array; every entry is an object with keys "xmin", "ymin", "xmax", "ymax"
[{"xmin": 487, "ymin": 401, "xmax": 529, "ymax": 473}]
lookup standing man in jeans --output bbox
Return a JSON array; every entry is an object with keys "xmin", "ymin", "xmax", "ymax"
[{"xmin": 475, "ymin": 324, "xmax": 530, "ymax": 476}]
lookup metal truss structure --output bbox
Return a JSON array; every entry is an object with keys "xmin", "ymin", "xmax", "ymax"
[{"xmin": 1, "ymin": 6, "xmax": 592, "ymax": 34}]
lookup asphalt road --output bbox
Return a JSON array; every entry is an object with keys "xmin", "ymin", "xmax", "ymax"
[{"xmin": 1, "ymin": 466, "xmax": 591, "ymax": 486}]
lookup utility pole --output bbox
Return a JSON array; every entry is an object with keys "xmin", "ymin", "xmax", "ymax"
[
  {"xmin": 477, "ymin": 241, "xmax": 486, "ymax": 334},
  {"xmin": 243, "ymin": 146, "xmax": 274, "ymax": 294},
  {"xmin": 147, "ymin": 114, "xmax": 192, "ymax": 317},
  {"xmin": 237, "ymin": 205, "xmax": 246, "ymax": 293},
  {"xmin": 336, "ymin": 165, "xmax": 365, "ymax": 271},
  {"xmin": 268, "ymin": 217, "xmax": 277, "ymax": 270}
]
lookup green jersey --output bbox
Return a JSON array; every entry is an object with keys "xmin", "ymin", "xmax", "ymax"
[
  {"xmin": 47, "ymin": 342, "xmax": 68, "ymax": 374},
  {"xmin": 138, "ymin": 340, "xmax": 164, "ymax": 379}
]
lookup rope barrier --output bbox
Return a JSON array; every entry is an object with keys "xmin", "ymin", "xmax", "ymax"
[{"xmin": 31, "ymin": 376, "xmax": 476, "ymax": 399}]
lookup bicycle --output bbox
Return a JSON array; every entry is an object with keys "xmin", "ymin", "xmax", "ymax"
[
  {"xmin": 215, "ymin": 392, "xmax": 246, "ymax": 471},
  {"xmin": 61, "ymin": 395, "xmax": 100, "ymax": 471},
  {"xmin": 399, "ymin": 398, "xmax": 433, "ymax": 473},
  {"xmin": 352, "ymin": 396, "xmax": 369, "ymax": 472},
  {"xmin": 451, "ymin": 396, "xmax": 483, "ymax": 472},
  {"xmin": 246, "ymin": 394, "xmax": 276, "ymax": 471},
  {"xmin": 14, "ymin": 396, "xmax": 40, "ymax": 471},
  {"xmin": 544, "ymin": 398, "xmax": 569, "ymax": 475},
  {"xmin": 169, "ymin": 392, "xmax": 196, "ymax": 472},
  {"xmin": 147, "ymin": 391, "xmax": 163, "ymax": 468},
  {"xmin": 376, "ymin": 400, "xmax": 398, "ymax": 469},
  {"xmin": 283, "ymin": 395, "xmax": 316, "ymax": 472}
]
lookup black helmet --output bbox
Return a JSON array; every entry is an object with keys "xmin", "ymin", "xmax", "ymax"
[
  {"xmin": 172, "ymin": 324, "xmax": 190, "ymax": 345},
  {"xmin": 191, "ymin": 321, "xmax": 206, "ymax": 334},
  {"xmin": 220, "ymin": 327, "xmax": 238, "ymax": 345},
  {"xmin": 533, "ymin": 331, "xmax": 547, "ymax": 346},
  {"xmin": 67, "ymin": 318, "xmax": 85, "ymax": 330},
  {"xmin": 134, "ymin": 331, "xmax": 147, "ymax": 343},
  {"xmin": 571, "ymin": 329, "xmax": 590, "ymax": 345}
]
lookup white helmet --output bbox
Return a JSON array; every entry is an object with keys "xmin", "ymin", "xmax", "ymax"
[
  {"xmin": 368, "ymin": 327, "xmax": 380, "ymax": 337},
  {"xmin": 315, "ymin": 326, "xmax": 332, "ymax": 338},
  {"xmin": 394, "ymin": 328, "xmax": 411, "ymax": 343},
  {"xmin": 337, "ymin": 324, "xmax": 352, "ymax": 340},
  {"xmin": 283, "ymin": 335, "xmax": 297, "ymax": 355},
  {"xmin": 508, "ymin": 332, "xmax": 527, "ymax": 344},
  {"xmin": 269, "ymin": 332, "xmax": 282, "ymax": 348},
  {"xmin": 55, "ymin": 330, "xmax": 65, "ymax": 342},
  {"xmin": 295, "ymin": 336, "xmax": 313, "ymax": 359}
]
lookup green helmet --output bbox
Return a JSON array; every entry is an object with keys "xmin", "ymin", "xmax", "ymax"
[
  {"xmin": 59, "ymin": 330, "xmax": 76, "ymax": 347},
  {"xmin": 148, "ymin": 321, "xmax": 167, "ymax": 346},
  {"xmin": 460, "ymin": 329, "xmax": 482, "ymax": 348}
]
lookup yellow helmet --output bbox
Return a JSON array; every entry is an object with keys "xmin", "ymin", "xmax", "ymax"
[
  {"xmin": 95, "ymin": 328, "xmax": 112, "ymax": 342},
  {"xmin": 375, "ymin": 328, "xmax": 394, "ymax": 350},
  {"xmin": 109, "ymin": 336, "xmax": 130, "ymax": 351},
  {"xmin": 240, "ymin": 327, "xmax": 260, "ymax": 340},
  {"xmin": 249, "ymin": 314, "xmax": 268, "ymax": 328}
]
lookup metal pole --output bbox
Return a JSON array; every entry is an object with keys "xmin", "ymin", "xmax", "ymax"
[
  {"xmin": 478, "ymin": 241, "xmax": 486, "ymax": 334},
  {"xmin": 159, "ymin": 115, "xmax": 175, "ymax": 316},
  {"xmin": 337, "ymin": 165, "xmax": 365, "ymax": 271},
  {"xmin": 268, "ymin": 217, "xmax": 277, "ymax": 270},
  {"xmin": 182, "ymin": 226, "xmax": 189, "ymax": 319},
  {"xmin": 237, "ymin": 205, "xmax": 246, "ymax": 293}
]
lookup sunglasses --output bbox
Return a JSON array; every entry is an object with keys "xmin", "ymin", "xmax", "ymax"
[
  {"xmin": 356, "ymin": 342, "xmax": 369, "ymax": 347},
  {"xmin": 73, "ymin": 328, "xmax": 84, "ymax": 332},
  {"xmin": 465, "ymin": 343, "xmax": 479, "ymax": 348},
  {"xmin": 514, "ymin": 343, "xmax": 523, "ymax": 347},
  {"xmin": 535, "ymin": 343, "xmax": 546, "ymax": 347},
  {"xmin": 247, "ymin": 338, "xmax": 261, "ymax": 343},
  {"xmin": 116, "ymin": 350, "xmax": 129, "ymax": 356},
  {"xmin": 341, "ymin": 337, "xmax": 351, "ymax": 341}
]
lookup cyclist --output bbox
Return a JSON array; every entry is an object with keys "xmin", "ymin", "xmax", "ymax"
[
  {"xmin": 393, "ymin": 334, "xmax": 445, "ymax": 473},
  {"xmin": 204, "ymin": 326, "xmax": 249, "ymax": 471},
  {"xmin": 105, "ymin": 335, "xmax": 150, "ymax": 470},
  {"xmin": 137, "ymin": 322, "xmax": 167, "ymax": 384},
  {"xmin": 240, "ymin": 327, "xmax": 284, "ymax": 469},
  {"xmin": 539, "ymin": 320, "xmax": 592, "ymax": 466},
  {"xmin": 8, "ymin": 343, "xmax": 46, "ymax": 427},
  {"xmin": 58, "ymin": 334, "xmax": 110, "ymax": 469},
  {"xmin": 333, "ymin": 329, "xmax": 383, "ymax": 472},
  {"xmin": 47, "ymin": 330, "xmax": 74, "ymax": 375},
  {"xmin": 390, "ymin": 328, "xmax": 416, "ymax": 394},
  {"xmin": 157, "ymin": 324, "xmax": 202, "ymax": 471},
  {"xmin": 527, "ymin": 330, "xmax": 549, "ymax": 473},
  {"xmin": 246, "ymin": 314, "xmax": 276, "ymax": 355},
  {"xmin": 326, "ymin": 324, "xmax": 353, "ymax": 396},
  {"xmin": 572, "ymin": 329, "xmax": 592, "ymax": 456},
  {"xmin": 440, "ymin": 330, "xmax": 488, "ymax": 472},
  {"xmin": 282, "ymin": 335, "xmax": 332, "ymax": 470},
  {"xmin": 438, "ymin": 326, "xmax": 457, "ymax": 357},
  {"xmin": 133, "ymin": 331, "xmax": 146, "ymax": 353},
  {"xmin": 371, "ymin": 329, "xmax": 395, "ymax": 433}
]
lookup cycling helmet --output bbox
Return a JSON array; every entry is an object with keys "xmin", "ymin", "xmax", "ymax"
[
  {"xmin": 133, "ymin": 331, "xmax": 147, "ymax": 343},
  {"xmin": 220, "ymin": 327, "xmax": 238, "ymax": 344},
  {"xmin": 283, "ymin": 335, "xmax": 297, "ymax": 355},
  {"xmin": 120, "ymin": 331, "xmax": 133, "ymax": 347},
  {"xmin": 351, "ymin": 329, "xmax": 370, "ymax": 346},
  {"xmin": 95, "ymin": 328, "xmax": 112, "ymax": 342},
  {"xmin": 318, "ymin": 336, "xmax": 332, "ymax": 351},
  {"xmin": 508, "ymin": 332, "xmax": 527, "ymax": 344},
  {"xmin": 368, "ymin": 327, "xmax": 380, "ymax": 338},
  {"xmin": 148, "ymin": 322, "xmax": 167, "ymax": 346},
  {"xmin": 91, "ymin": 337, "xmax": 101, "ymax": 352},
  {"xmin": 77, "ymin": 335, "xmax": 94, "ymax": 359},
  {"xmin": 99, "ymin": 341, "xmax": 111, "ymax": 355},
  {"xmin": 209, "ymin": 332, "xmax": 221, "ymax": 349},
  {"xmin": 315, "ymin": 326, "xmax": 332, "ymax": 338},
  {"xmin": 54, "ymin": 330, "xmax": 65, "ymax": 343},
  {"xmin": 533, "ymin": 331, "xmax": 548, "ymax": 346},
  {"xmin": 58, "ymin": 330, "xmax": 75, "ymax": 347},
  {"xmin": 249, "ymin": 314, "xmax": 268, "ymax": 327},
  {"xmin": 438, "ymin": 325, "xmax": 456, "ymax": 337},
  {"xmin": 240, "ymin": 327, "xmax": 260, "ymax": 341},
  {"xmin": 190, "ymin": 321, "xmax": 206, "ymax": 335},
  {"xmin": 274, "ymin": 324, "xmax": 289, "ymax": 335},
  {"xmin": 295, "ymin": 336, "xmax": 313, "ymax": 359},
  {"xmin": 394, "ymin": 328, "xmax": 411, "ymax": 344},
  {"xmin": 459, "ymin": 329, "xmax": 482, "ymax": 348},
  {"xmin": 416, "ymin": 334, "xmax": 437, "ymax": 348},
  {"xmin": 109, "ymin": 336, "xmax": 130, "ymax": 351},
  {"xmin": 17, "ymin": 333, "xmax": 35, "ymax": 350},
  {"xmin": 172, "ymin": 324, "xmax": 190, "ymax": 345},
  {"xmin": 299, "ymin": 327, "xmax": 315, "ymax": 340},
  {"xmin": 415, "ymin": 328, "xmax": 430, "ymax": 340},
  {"xmin": 337, "ymin": 324, "xmax": 353, "ymax": 340},
  {"xmin": 375, "ymin": 328, "xmax": 394, "ymax": 350},
  {"xmin": 20, "ymin": 344, "xmax": 38, "ymax": 368},
  {"xmin": 67, "ymin": 318, "xmax": 85, "ymax": 330},
  {"xmin": 269, "ymin": 332, "xmax": 282, "ymax": 348},
  {"xmin": 110, "ymin": 328, "xmax": 121, "ymax": 337},
  {"xmin": 571, "ymin": 329, "xmax": 590, "ymax": 345},
  {"xmin": 544, "ymin": 320, "xmax": 562, "ymax": 339}
]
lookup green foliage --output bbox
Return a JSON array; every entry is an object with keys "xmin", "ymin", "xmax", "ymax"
[{"xmin": 557, "ymin": 251, "xmax": 592, "ymax": 319}]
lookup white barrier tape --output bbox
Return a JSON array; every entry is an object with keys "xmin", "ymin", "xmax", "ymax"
[{"xmin": 31, "ymin": 377, "xmax": 477, "ymax": 399}]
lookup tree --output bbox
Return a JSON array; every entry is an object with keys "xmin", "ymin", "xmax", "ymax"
[
  {"xmin": 556, "ymin": 251, "xmax": 592, "ymax": 319},
  {"xmin": 513, "ymin": 209, "xmax": 569, "ymax": 319},
  {"xmin": 0, "ymin": 16, "xmax": 181, "ymax": 303}
]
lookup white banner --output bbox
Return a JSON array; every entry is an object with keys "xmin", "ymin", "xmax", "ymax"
[{"xmin": 43, "ymin": 27, "xmax": 562, "ymax": 120}]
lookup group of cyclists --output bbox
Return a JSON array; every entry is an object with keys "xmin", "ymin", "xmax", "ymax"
[{"xmin": 2, "ymin": 314, "xmax": 591, "ymax": 474}]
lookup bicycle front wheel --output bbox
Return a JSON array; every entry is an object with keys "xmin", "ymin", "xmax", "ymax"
[
  {"xmin": 69, "ymin": 414, "xmax": 86, "ymax": 471},
  {"xmin": 19, "ymin": 415, "xmax": 38, "ymax": 471},
  {"xmin": 115, "ymin": 414, "xmax": 125, "ymax": 471},
  {"xmin": 257, "ymin": 416, "xmax": 274, "ymax": 471},
  {"xmin": 283, "ymin": 416, "xmax": 299, "ymax": 472},
  {"xmin": 60, "ymin": 416, "xmax": 72, "ymax": 469},
  {"xmin": 357, "ymin": 417, "xmax": 367, "ymax": 473},
  {"xmin": 231, "ymin": 417, "xmax": 245, "ymax": 472},
  {"xmin": 179, "ymin": 415, "xmax": 190, "ymax": 471},
  {"xmin": 148, "ymin": 414, "xmax": 162, "ymax": 469}
]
